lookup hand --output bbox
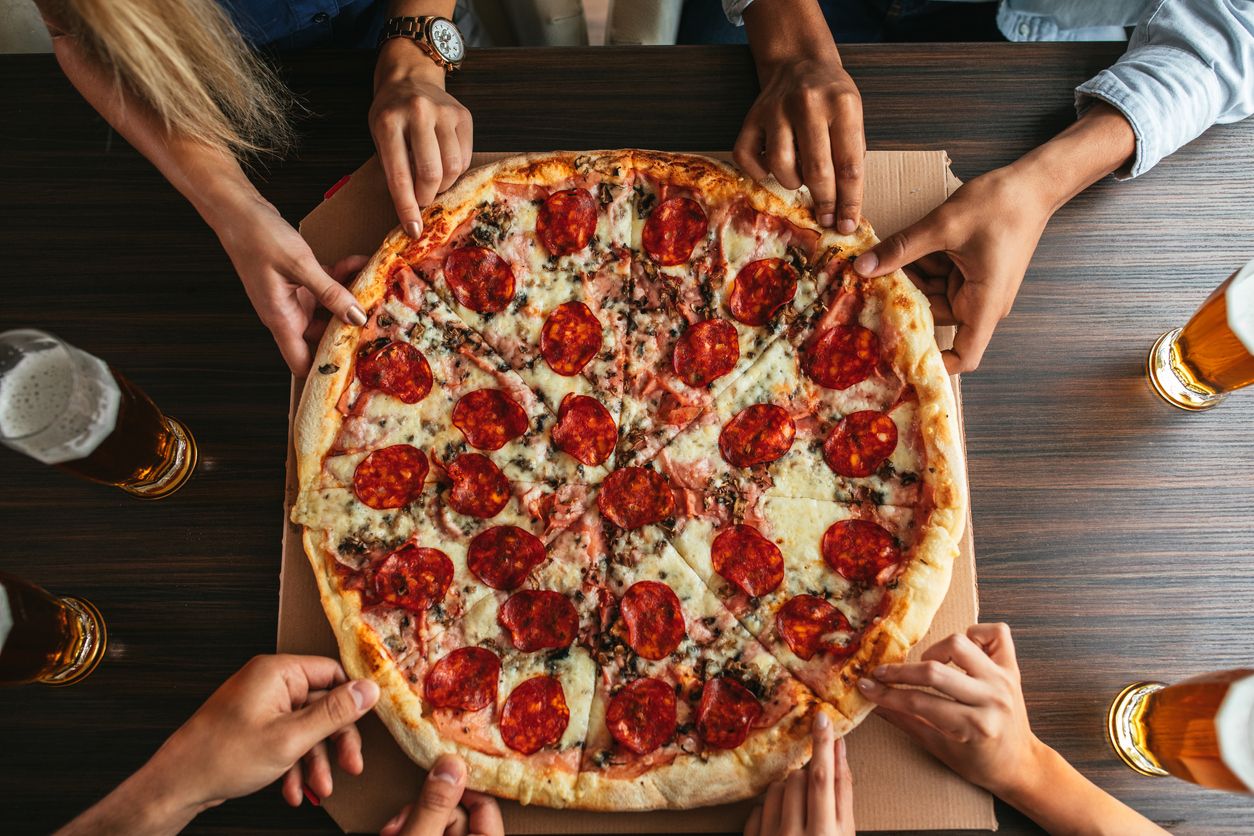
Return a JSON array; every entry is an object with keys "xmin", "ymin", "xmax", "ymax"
[
  {"xmin": 854, "ymin": 623, "xmax": 1045, "ymax": 796},
  {"xmin": 216, "ymin": 198, "xmax": 368, "ymax": 374},
  {"xmin": 851, "ymin": 163, "xmax": 1054, "ymax": 374},
  {"xmin": 380, "ymin": 755, "xmax": 504, "ymax": 836},
  {"xmin": 744, "ymin": 711, "xmax": 854, "ymax": 836},
  {"xmin": 734, "ymin": 56, "xmax": 865, "ymax": 233},
  {"xmin": 371, "ymin": 46, "xmax": 473, "ymax": 238},
  {"xmin": 141, "ymin": 654, "xmax": 380, "ymax": 812}
]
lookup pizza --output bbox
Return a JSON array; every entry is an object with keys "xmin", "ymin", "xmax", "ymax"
[{"xmin": 291, "ymin": 150, "xmax": 966, "ymax": 810}]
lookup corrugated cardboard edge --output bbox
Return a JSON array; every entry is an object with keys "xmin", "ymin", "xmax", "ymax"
[{"xmin": 280, "ymin": 150, "xmax": 995, "ymax": 833}]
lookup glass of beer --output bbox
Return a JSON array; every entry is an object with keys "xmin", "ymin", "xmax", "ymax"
[
  {"xmin": 0, "ymin": 571, "xmax": 107, "ymax": 686},
  {"xmin": 1107, "ymin": 670, "xmax": 1254, "ymax": 793},
  {"xmin": 0, "ymin": 329, "xmax": 197, "ymax": 498},
  {"xmin": 1147, "ymin": 257, "xmax": 1254, "ymax": 410}
]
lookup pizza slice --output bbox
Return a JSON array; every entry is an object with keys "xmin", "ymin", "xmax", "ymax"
[
  {"xmin": 615, "ymin": 152, "xmax": 855, "ymax": 467},
  {"xmin": 654, "ymin": 264, "xmax": 965, "ymax": 508},
  {"xmin": 392, "ymin": 152, "xmax": 635, "ymax": 450}
]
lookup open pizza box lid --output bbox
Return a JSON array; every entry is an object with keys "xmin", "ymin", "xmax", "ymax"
[{"xmin": 282, "ymin": 150, "xmax": 994, "ymax": 833}]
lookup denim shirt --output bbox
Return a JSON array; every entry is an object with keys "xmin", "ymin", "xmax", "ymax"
[
  {"xmin": 221, "ymin": 0, "xmax": 480, "ymax": 49},
  {"xmin": 726, "ymin": 0, "xmax": 1254, "ymax": 178}
]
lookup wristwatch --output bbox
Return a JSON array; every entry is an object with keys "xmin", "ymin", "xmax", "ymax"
[{"xmin": 378, "ymin": 15, "xmax": 465, "ymax": 72}]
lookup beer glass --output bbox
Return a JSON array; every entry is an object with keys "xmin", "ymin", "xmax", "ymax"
[
  {"xmin": 0, "ymin": 329, "xmax": 197, "ymax": 498},
  {"xmin": 1147, "ymin": 258, "xmax": 1254, "ymax": 410},
  {"xmin": 1107, "ymin": 670, "xmax": 1254, "ymax": 793},
  {"xmin": 0, "ymin": 571, "xmax": 107, "ymax": 686}
]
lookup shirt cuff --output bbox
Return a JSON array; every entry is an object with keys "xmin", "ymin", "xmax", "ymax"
[
  {"xmin": 1075, "ymin": 45, "xmax": 1223, "ymax": 179},
  {"xmin": 722, "ymin": 0, "xmax": 754, "ymax": 26}
]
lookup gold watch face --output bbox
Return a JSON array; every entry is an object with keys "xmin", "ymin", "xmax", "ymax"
[{"xmin": 430, "ymin": 18, "xmax": 464, "ymax": 63}]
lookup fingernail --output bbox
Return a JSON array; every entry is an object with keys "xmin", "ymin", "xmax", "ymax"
[
  {"xmin": 347, "ymin": 305, "xmax": 368, "ymax": 327},
  {"xmin": 874, "ymin": 665, "xmax": 888, "ymax": 677},
  {"xmin": 856, "ymin": 678, "xmax": 880, "ymax": 693},
  {"xmin": 819, "ymin": 212, "xmax": 835, "ymax": 227},
  {"xmin": 349, "ymin": 679, "xmax": 379, "ymax": 710},
  {"xmin": 404, "ymin": 221, "xmax": 423, "ymax": 238},
  {"xmin": 302, "ymin": 785, "xmax": 321, "ymax": 806},
  {"xmin": 838, "ymin": 218, "xmax": 857, "ymax": 234},
  {"xmin": 854, "ymin": 252, "xmax": 878, "ymax": 275},
  {"xmin": 430, "ymin": 758, "xmax": 464, "ymax": 785},
  {"xmin": 815, "ymin": 711, "xmax": 831, "ymax": 730}
]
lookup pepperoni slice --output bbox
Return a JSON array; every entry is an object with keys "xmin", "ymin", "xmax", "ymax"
[
  {"xmin": 537, "ymin": 188, "xmax": 598, "ymax": 256},
  {"xmin": 597, "ymin": 467, "xmax": 675, "ymax": 529},
  {"xmin": 356, "ymin": 340, "xmax": 433, "ymax": 404},
  {"xmin": 498, "ymin": 589, "xmax": 578, "ymax": 652},
  {"xmin": 776, "ymin": 595, "xmax": 854, "ymax": 661},
  {"xmin": 823, "ymin": 410, "xmax": 897, "ymax": 478},
  {"xmin": 500, "ymin": 675, "xmax": 570, "ymax": 755},
  {"xmin": 443, "ymin": 246, "xmax": 516, "ymax": 313},
  {"xmin": 673, "ymin": 318, "xmax": 739, "ymax": 388},
  {"xmin": 642, "ymin": 196, "xmax": 709, "ymax": 266},
  {"xmin": 728, "ymin": 258, "xmax": 798, "ymax": 326},
  {"xmin": 467, "ymin": 525, "xmax": 547, "ymax": 590},
  {"xmin": 370, "ymin": 544, "xmax": 453, "ymax": 612},
  {"xmin": 424, "ymin": 647, "xmax": 500, "ymax": 711},
  {"xmin": 606, "ymin": 677, "xmax": 678, "ymax": 755},
  {"xmin": 697, "ymin": 677, "xmax": 763, "ymax": 750},
  {"xmin": 445, "ymin": 453, "xmax": 510, "ymax": 518},
  {"xmin": 620, "ymin": 580, "xmax": 685, "ymax": 660},
  {"xmin": 822, "ymin": 519, "xmax": 901, "ymax": 584},
  {"xmin": 541, "ymin": 301, "xmax": 603, "ymax": 376},
  {"xmin": 719, "ymin": 404, "xmax": 795, "ymax": 468},
  {"xmin": 552, "ymin": 394, "xmax": 616, "ymax": 466},
  {"xmin": 352, "ymin": 445, "xmax": 428, "ymax": 510},
  {"xmin": 803, "ymin": 325, "xmax": 880, "ymax": 390},
  {"xmin": 711, "ymin": 525, "xmax": 784, "ymax": 597},
  {"xmin": 452, "ymin": 389, "xmax": 529, "ymax": 451}
]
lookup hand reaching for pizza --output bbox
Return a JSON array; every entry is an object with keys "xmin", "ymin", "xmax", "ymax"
[
  {"xmin": 216, "ymin": 197, "xmax": 369, "ymax": 374},
  {"xmin": 371, "ymin": 42, "xmax": 473, "ymax": 239},
  {"xmin": 380, "ymin": 755, "xmax": 505, "ymax": 836},
  {"xmin": 743, "ymin": 711, "xmax": 855, "ymax": 836}
]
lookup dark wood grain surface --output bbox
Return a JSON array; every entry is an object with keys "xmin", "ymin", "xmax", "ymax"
[{"xmin": 1, "ymin": 45, "xmax": 1252, "ymax": 835}]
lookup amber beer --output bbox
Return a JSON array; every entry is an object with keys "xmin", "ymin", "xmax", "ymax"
[
  {"xmin": 1148, "ymin": 257, "xmax": 1254, "ymax": 410},
  {"xmin": 0, "ymin": 329, "xmax": 197, "ymax": 498},
  {"xmin": 0, "ymin": 571, "xmax": 106, "ymax": 686},
  {"xmin": 1107, "ymin": 670, "xmax": 1254, "ymax": 793}
]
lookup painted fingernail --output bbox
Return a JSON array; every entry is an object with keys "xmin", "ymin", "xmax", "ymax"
[
  {"xmin": 854, "ymin": 252, "xmax": 878, "ymax": 275},
  {"xmin": 347, "ymin": 305, "xmax": 368, "ymax": 327},
  {"xmin": 404, "ymin": 221, "xmax": 423, "ymax": 238},
  {"xmin": 819, "ymin": 212, "xmax": 835, "ymax": 227},
  {"xmin": 430, "ymin": 757, "xmax": 464, "ymax": 785},
  {"xmin": 302, "ymin": 785, "xmax": 321, "ymax": 806},
  {"xmin": 815, "ymin": 711, "xmax": 831, "ymax": 730},
  {"xmin": 857, "ymin": 678, "xmax": 880, "ymax": 693},
  {"xmin": 348, "ymin": 679, "xmax": 379, "ymax": 710},
  {"xmin": 838, "ymin": 218, "xmax": 857, "ymax": 234}
]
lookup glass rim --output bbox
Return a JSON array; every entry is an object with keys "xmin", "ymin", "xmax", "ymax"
[{"xmin": 0, "ymin": 328, "xmax": 80, "ymax": 443}]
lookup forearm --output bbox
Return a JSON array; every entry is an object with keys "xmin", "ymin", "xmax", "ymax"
[
  {"xmin": 1008, "ymin": 102, "xmax": 1136, "ymax": 216},
  {"xmin": 377, "ymin": 0, "xmax": 458, "ymax": 91},
  {"xmin": 56, "ymin": 761, "xmax": 206, "ymax": 836},
  {"xmin": 46, "ymin": 28, "xmax": 266, "ymax": 232},
  {"xmin": 1000, "ymin": 741, "xmax": 1168, "ymax": 836},
  {"xmin": 742, "ymin": 0, "xmax": 840, "ymax": 76}
]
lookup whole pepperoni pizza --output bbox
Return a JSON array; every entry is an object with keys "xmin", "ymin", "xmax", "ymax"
[{"xmin": 292, "ymin": 150, "xmax": 966, "ymax": 810}]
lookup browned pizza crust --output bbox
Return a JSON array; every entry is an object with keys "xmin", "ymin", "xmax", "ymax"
[{"xmin": 292, "ymin": 149, "xmax": 967, "ymax": 811}]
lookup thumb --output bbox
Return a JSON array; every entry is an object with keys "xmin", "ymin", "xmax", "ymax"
[
  {"xmin": 283, "ymin": 679, "xmax": 378, "ymax": 752},
  {"xmin": 853, "ymin": 212, "xmax": 948, "ymax": 278},
  {"xmin": 397, "ymin": 755, "xmax": 468, "ymax": 836}
]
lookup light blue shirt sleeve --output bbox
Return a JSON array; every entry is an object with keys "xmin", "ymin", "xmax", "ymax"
[
  {"xmin": 722, "ymin": 0, "xmax": 755, "ymax": 26},
  {"xmin": 1075, "ymin": 0, "xmax": 1254, "ymax": 178}
]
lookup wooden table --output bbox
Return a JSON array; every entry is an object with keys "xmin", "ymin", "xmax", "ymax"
[{"xmin": 1, "ymin": 45, "xmax": 1251, "ymax": 835}]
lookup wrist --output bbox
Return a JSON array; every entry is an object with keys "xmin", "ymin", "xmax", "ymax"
[
  {"xmin": 744, "ymin": 0, "xmax": 841, "ymax": 80},
  {"xmin": 994, "ymin": 735, "xmax": 1065, "ymax": 809},
  {"xmin": 1011, "ymin": 102, "xmax": 1135, "ymax": 215},
  {"xmin": 376, "ymin": 37, "xmax": 448, "ymax": 91}
]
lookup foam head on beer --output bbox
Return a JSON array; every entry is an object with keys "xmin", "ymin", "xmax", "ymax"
[
  {"xmin": 0, "ymin": 333, "xmax": 120, "ymax": 465},
  {"xmin": 1217, "ymin": 676, "xmax": 1254, "ymax": 793}
]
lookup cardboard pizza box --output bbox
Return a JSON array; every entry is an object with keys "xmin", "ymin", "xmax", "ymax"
[{"xmin": 281, "ymin": 150, "xmax": 995, "ymax": 833}]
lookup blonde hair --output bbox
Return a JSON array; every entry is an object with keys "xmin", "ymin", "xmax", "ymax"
[{"xmin": 51, "ymin": 0, "xmax": 296, "ymax": 157}]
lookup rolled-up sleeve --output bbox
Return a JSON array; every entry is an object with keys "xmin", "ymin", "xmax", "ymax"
[
  {"xmin": 722, "ymin": 0, "xmax": 755, "ymax": 26},
  {"xmin": 1075, "ymin": 0, "xmax": 1254, "ymax": 178}
]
